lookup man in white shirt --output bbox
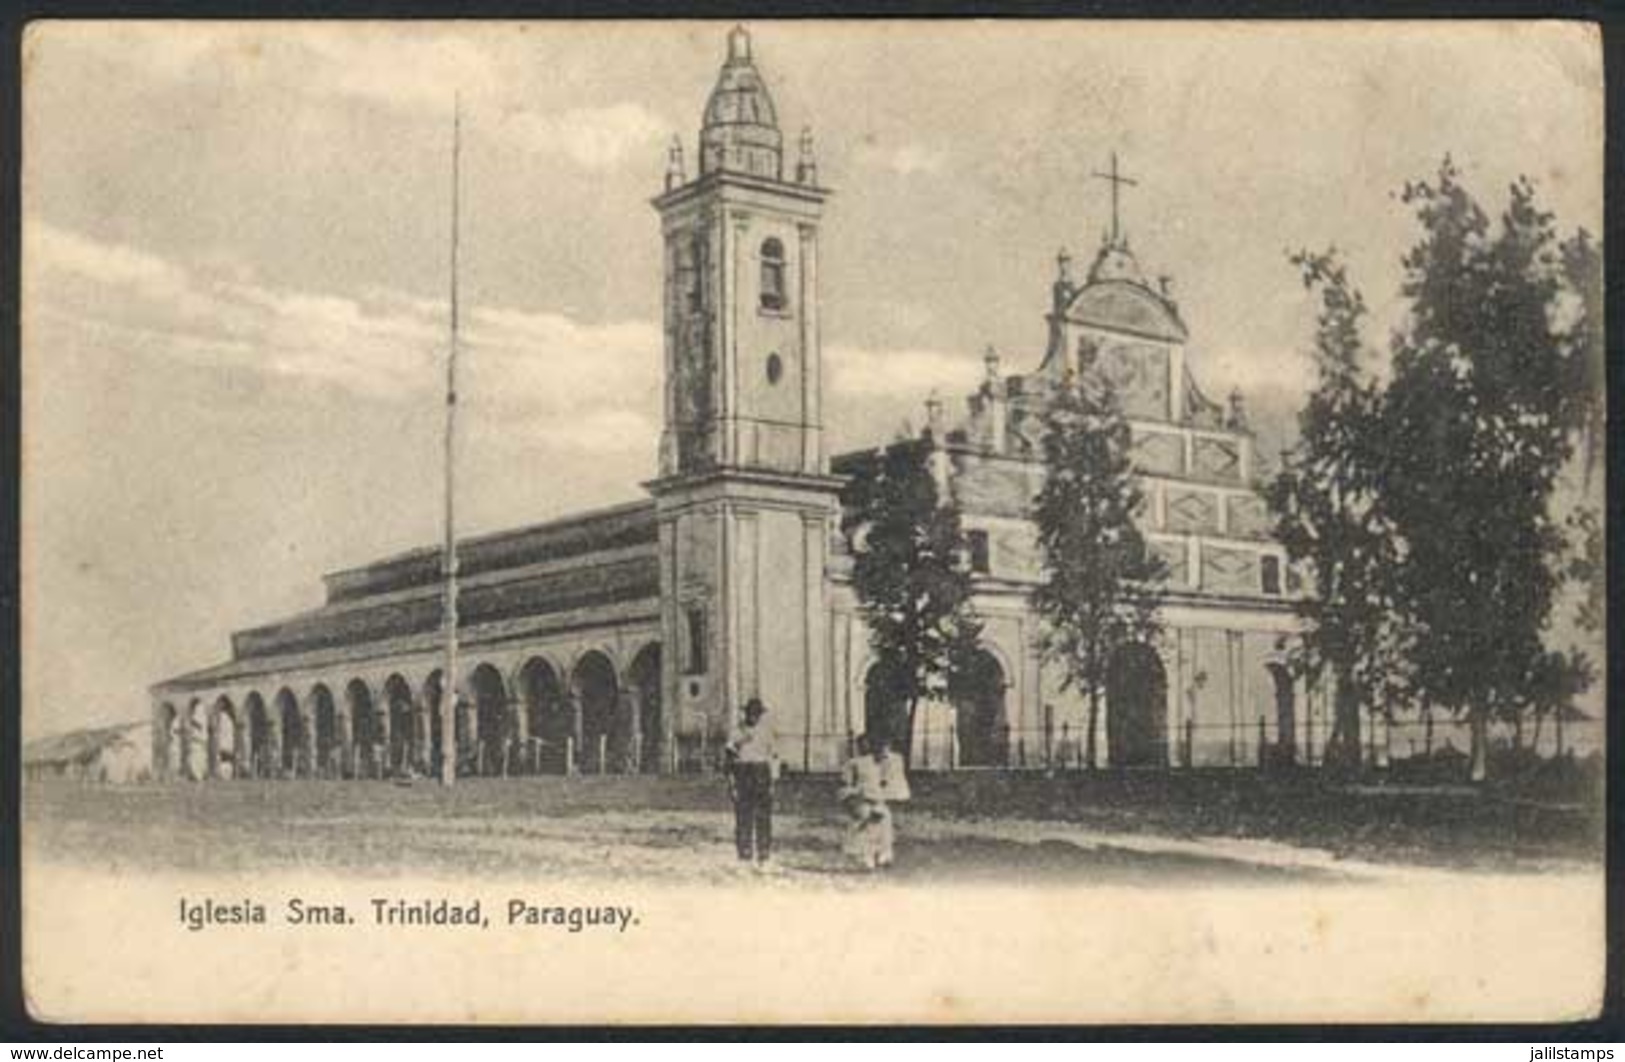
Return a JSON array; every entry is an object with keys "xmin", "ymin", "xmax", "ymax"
[{"xmin": 725, "ymin": 698, "xmax": 779, "ymax": 868}]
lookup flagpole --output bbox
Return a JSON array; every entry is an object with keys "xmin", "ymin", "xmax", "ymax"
[{"xmin": 440, "ymin": 93, "xmax": 462, "ymax": 787}]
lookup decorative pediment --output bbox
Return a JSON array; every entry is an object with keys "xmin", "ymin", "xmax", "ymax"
[{"xmin": 1066, "ymin": 281, "xmax": 1188, "ymax": 343}]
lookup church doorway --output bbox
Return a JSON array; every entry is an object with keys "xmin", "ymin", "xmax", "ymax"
[
  {"xmin": 311, "ymin": 685, "xmax": 340, "ymax": 778},
  {"xmin": 518, "ymin": 657, "xmax": 569, "ymax": 775},
  {"xmin": 951, "ymin": 650, "xmax": 1007, "ymax": 768},
  {"xmin": 627, "ymin": 644, "xmax": 663, "ymax": 774},
  {"xmin": 180, "ymin": 701, "xmax": 202, "ymax": 780},
  {"xmin": 382, "ymin": 674, "xmax": 415, "ymax": 776},
  {"xmin": 243, "ymin": 693, "xmax": 270, "ymax": 778},
  {"xmin": 156, "ymin": 702, "xmax": 179, "ymax": 778},
  {"xmin": 572, "ymin": 651, "xmax": 619, "ymax": 774},
  {"xmin": 469, "ymin": 663, "xmax": 509, "ymax": 776},
  {"xmin": 208, "ymin": 697, "xmax": 238, "ymax": 779},
  {"xmin": 275, "ymin": 688, "xmax": 303, "ymax": 777},
  {"xmin": 1267, "ymin": 663, "xmax": 1296, "ymax": 766},
  {"xmin": 424, "ymin": 671, "xmax": 447, "ymax": 781},
  {"xmin": 344, "ymin": 680, "xmax": 375, "ymax": 779},
  {"xmin": 863, "ymin": 664, "xmax": 908, "ymax": 753},
  {"xmin": 1106, "ymin": 644, "xmax": 1167, "ymax": 768}
]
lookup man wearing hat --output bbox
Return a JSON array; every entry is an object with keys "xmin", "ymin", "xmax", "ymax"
[{"xmin": 725, "ymin": 697, "xmax": 780, "ymax": 869}]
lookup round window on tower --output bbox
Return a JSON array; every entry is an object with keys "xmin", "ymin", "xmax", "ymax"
[{"xmin": 766, "ymin": 352, "xmax": 783, "ymax": 385}]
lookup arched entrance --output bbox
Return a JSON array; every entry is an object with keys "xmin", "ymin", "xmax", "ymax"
[
  {"xmin": 181, "ymin": 700, "xmax": 203, "ymax": 780},
  {"xmin": 863, "ymin": 663, "xmax": 908, "ymax": 752},
  {"xmin": 951, "ymin": 651, "xmax": 1007, "ymax": 768},
  {"xmin": 628, "ymin": 644, "xmax": 663, "ymax": 773},
  {"xmin": 382, "ymin": 674, "xmax": 416, "ymax": 776},
  {"xmin": 572, "ymin": 651, "xmax": 619, "ymax": 774},
  {"xmin": 519, "ymin": 657, "xmax": 568, "ymax": 775},
  {"xmin": 156, "ymin": 702, "xmax": 179, "ymax": 778},
  {"xmin": 311, "ymin": 685, "xmax": 340, "ymax": 778},
  {"xmin": 208, "ymin": 696, "xmax": 239, "ymax": 779},
  {"xmin": 244, "ymin": 693, "xmax": 272, "ymax": 778},
  {"xmin": 274, "ymin": 688, "xmax": 304, "ymax": 777},
  {"xmin": 345, "ymin": 679, "xmax": 376, "ymax": 779},
  {"xmin": 424, "ymin": 671, "xmax": 447, "ymax": 781},
  {"xmin": 1267, "ymin": 663, "xmax": 1296, "ymax": 766},
  {"xmin": 469, "ymin": 663, "xmax": 510, "ymax": 777},
  {"xmin": 1106, "ymin": 644, "xmax": 1168, "ymax": 768}
]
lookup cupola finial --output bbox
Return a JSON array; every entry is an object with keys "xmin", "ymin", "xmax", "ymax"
[
  {"xmin": 665, "ymin": 135, "xmax": 686, "ymax": 191},
  {"xmin": 796, "ymin": 126, "xmax": 818, "ymax": 185},
  {"xmin": 728, "ymin": 24, "xmax": 752, "ymax": 63}
]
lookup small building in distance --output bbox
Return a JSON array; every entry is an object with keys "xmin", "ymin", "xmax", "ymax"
[{"xmin": 24, "ymin": 722, "xmax": 155, "ymax": 784}]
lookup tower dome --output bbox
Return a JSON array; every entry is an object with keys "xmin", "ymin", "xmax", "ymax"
[{"xmin": 699, "ymin": 26, "xmax": 784, "ymax": 180}]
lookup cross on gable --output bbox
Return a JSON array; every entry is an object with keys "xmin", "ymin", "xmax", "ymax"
[{"xmin": 1091, "ymin": 151, "xmax": 1138, "ymax": 246}]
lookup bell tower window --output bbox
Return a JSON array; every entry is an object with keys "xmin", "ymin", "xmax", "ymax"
[
  {"xmin": 687, "ymin": 234, "xmax": 706, "ymax": 314},
  {"xmin": 759, "ymin": 237, "xmax": 787, "ymax": 312},
  {"xmin": 1261, "ymin": 555, "xmax": 1282, "ymax": 596},
  {"xmin": 684, "ymin": 605, "xmax": 709, "ymax": 675}
]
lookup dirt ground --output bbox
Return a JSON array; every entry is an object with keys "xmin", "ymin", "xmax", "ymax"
[{"xmin": 20, "ymin": 769, "xmax": 1601, "ymax": 884}]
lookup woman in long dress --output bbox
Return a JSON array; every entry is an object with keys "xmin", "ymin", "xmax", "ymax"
[{"xmin": 839, "ymin": 734, "xmax": 911, "ymax": 870}]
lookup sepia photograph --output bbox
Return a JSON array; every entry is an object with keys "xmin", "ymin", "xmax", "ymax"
[{"xmin": 17, "ymin": 19, "xmax": 1606, "ymax": 1025}]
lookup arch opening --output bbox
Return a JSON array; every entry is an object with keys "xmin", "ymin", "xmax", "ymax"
[
  {"xmin": 345, "ymin": 679, "xmax": 377, "ymax": 779},
  {"xmin": 311, "ymin": 685, "xmax": 340, "ymax": 779},
  {"xmin": 274, "ymin": 688, "xmax": 304, "ymax": 777},
  {"xmin": 181, "ymin": 700, "xmax": 203, "ymax": 780},
  {"xmin": 244, "ymin": 693, "xmax": 272, "ymax": 778},
  {"xmin": 519, "ymin": 657, "xmax": 568, "ymax": 775},
  {"xmin": 1106, "ymin": 644, "xmax": 1168, "ymax": 768},
  {"xmin": 208, "ymin": 696, "xmax": 239, "ymax": 780},
  {"xmin": 628, "ymin": 644, "xmax": 663, "ymax": 774},
  {"xmin": 1268, "ymin": 663, "xmax": 1296, "ymax": 767},
  {"xmin": 572, "ymin": 652, "xmax": 619, "ymax": 774},
  {"xmin": 425, "ymin": 671, "xmax": 448, "ymax": 781},
  {"xmin": 156, "ymin": 702, "xmax": 179, "ymax": 778},
  {"xmin": 951, "ymin": 651, "xmax": 1007, "ymax": 768},
  {"xmin": 469, "ymin": 663, "xmax": 510, "ymax": 777},
  {"xmin": 863, "ymin": 663, "xmax": 909, "ymax": 755},
  {"xmin": 382, "ymin": 674, "xmax": 417, "ymax": 777}
]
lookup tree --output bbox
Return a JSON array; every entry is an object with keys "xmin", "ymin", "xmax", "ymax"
[
  {"xmin": 1381, "ymin": 159, "xmax": 1595, "ymax": 781},
  {"xmin": 839, "ymin": 437, "xmax": 983, "ymax": 760},
  {"xmin": 1267, "ymin": 250, "xmax": 1409, "ymax": 769},
  {"xmin": 1560, "ymin": 229, "xmax": 1604, "ymax": 493},
  {"xmin": 1031, "ymin": 371, "xmax": 1167, "ymax": 769}
]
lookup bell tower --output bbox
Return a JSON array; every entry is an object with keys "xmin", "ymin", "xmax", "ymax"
[{"xmin": 648, "ymin": 26, "xmax": 842, "ymax": 770}]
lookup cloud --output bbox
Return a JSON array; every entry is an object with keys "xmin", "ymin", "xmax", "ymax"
[
  {"xmin": 858, "ymin": 141, "xmax": 949, "ymax": 177},
  {"xmin": 301, "ymin": 33, "xmax": 506, "ymax": 114},
  {"xmin": 51, "ymin": 26, "xmax": 665, "ymax": 173},
  {"xmin": 1196, "ymin": 342, "xmax": 1316, "ymax": 400},
  {"xmin": 25, "ymin": 219, "xmax": 662, "ymax": 427},
  {"xmin": 826, "ymin": 342, "xmax": 982, "ymax": 401},
  {"xmin": 26, "ymin": 222, "xmax": 196, "ymax": 309},
  {"xmin": 500, "ymin": 103, "xmax": 673, "ymax": 171}
]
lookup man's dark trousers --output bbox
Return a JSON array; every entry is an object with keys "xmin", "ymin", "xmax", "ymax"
[{"xmin": 733, "ymin": 762, "xmax": 773, "ymax": 862}]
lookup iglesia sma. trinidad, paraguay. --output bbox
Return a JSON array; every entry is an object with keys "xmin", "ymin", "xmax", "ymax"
[{"xmin": 151, "ymin": 26, "xmax": 1320, "ymax": 783}]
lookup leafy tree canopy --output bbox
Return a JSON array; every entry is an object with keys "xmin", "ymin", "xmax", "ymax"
[
  {"xmin": 1031, "ymin": 370, "xmax": 1167, "ymax": 767},
  {"xmin": 839, "ymin": 437, "xmax": 983, "ymax": 754}
]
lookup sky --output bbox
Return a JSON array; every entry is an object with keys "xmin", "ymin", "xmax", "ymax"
[{"xmin": 20, "ymin": 21, "xmax": 1602, "ymax": 739}]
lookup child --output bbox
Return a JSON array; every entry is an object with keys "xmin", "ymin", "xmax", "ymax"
[{"xmin": 839, "ymin": 734, "xmax": 911, "ymax": 870}]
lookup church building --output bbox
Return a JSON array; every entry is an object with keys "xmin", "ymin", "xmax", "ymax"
[{"xmin": 150, "ymin": 27, "xmax": 1322, "ymax": 781}]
